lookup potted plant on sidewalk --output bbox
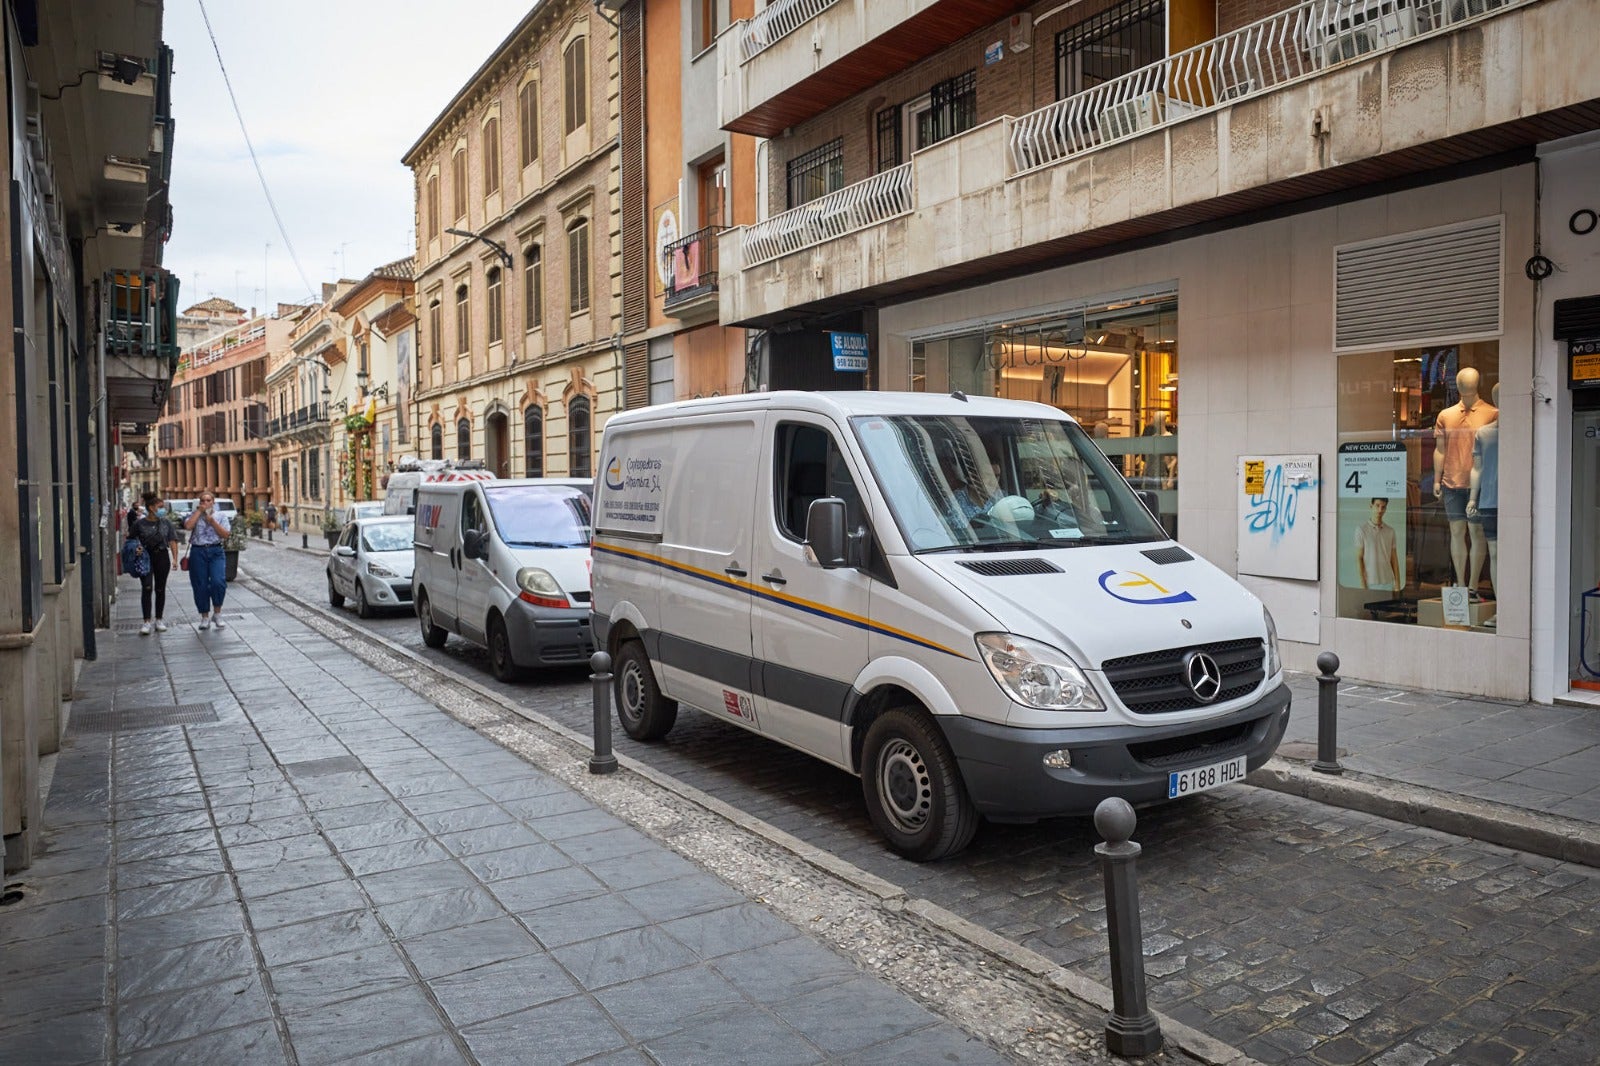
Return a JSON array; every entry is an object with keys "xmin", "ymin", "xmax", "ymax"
[
  {"xmin": 223, "ymin": 520, "xmax": 249, "ymax": 582},
  {"xmin": 244, "ymin": 509, "xmax": 266, "ymax": 537},
  {"xmin": 321, "ymin": 513, "xmax": 343, "ymax": 549}
]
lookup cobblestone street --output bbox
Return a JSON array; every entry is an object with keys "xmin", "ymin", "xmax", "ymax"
[{"xmin": 243, "ymin": 543, "xmax": 1600, "ymax": 1066}]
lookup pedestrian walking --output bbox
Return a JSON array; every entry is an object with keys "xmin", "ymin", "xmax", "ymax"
[
  {"xmin": 183, "ymin": 490, "xmax": 232, "ymax": 630},
  {"xmin": 128, "ymin": 491, "xmax": 180, "ymax": 635},
  {"xmin": 265, "ymin": 501, "xmax": 278, "ymax": 531}
]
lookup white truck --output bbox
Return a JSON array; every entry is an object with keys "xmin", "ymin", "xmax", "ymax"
[{"xmin": 589, "ymin": 391, "xmax": 1289, "ymax": 860}]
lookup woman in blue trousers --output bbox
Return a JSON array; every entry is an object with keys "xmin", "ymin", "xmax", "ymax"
[{"xmin": 183, "ymin": 490, "xmax": 232, "ymax": 630}]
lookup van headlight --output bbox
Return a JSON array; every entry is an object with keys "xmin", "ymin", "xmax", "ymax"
[
  {"xmin": 976, "ymin": 633, "xmax": 1103, "ymax": 711},
  {"xmin": 516, "ymin": 567, "xmax": 569, "ymax": 608},
  {"xmin": 1264, "ymin": 607, "xmax": 1281, "ymax": 678}
]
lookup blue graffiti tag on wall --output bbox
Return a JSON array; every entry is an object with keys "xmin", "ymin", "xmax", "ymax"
[{"xmin": 1247, "ymin": 461, "xmax": 1319, "ymax": 543}]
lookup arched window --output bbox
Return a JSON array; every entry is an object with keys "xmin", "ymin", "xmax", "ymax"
[
  {"xmin": 426, "ymin": 174, "xmax": 440, "ymax": 239},
  {"xmin": 568, "ymin": 396, "xmax": 591, "ymax": 478},
  {"xmin": 428, "ymin": 298, "xmax": 442, "ymax": 365},
  {"xmin": 455, "ymin": 283, "xmax": 470, "ymax": 354},
  {"xmin": 457, "ymin": 417, "xmax": 472, "ymax": 460},
  {"xmin": 524, "ymin": 246, "xmax": 542, "ymax": 331},
  {"xmin": 525, "ymin": 406, "xmax": 544, "ymax": 477},
  {"xmin": 430, "ymin": 422, "xmax": 443, "ymax": 460},
  {"xmin": 483, "ymin": 117, "xmax": 501, "ymax": 197},
  {"xmin": 519, "ymin": 81, "xmax": 539, "ymax": 167},
  {"xmin": 451, "ymin": 148, "xmax": 467, "ymax": 220},
  {"xmin": 567, "ymin": 219, "xmax": 590, "ymax": 315},
  {"xmin": 563, "ymin": 37, "xmax": 587, "ymax": 135},
  {"xmin": 486, "ymin": 267, "xmax": 503, "ymax": 345}
]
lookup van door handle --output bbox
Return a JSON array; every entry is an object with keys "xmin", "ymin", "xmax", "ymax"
[
  {"xmin": 724, "ymin": 566, "xmax": 747, "ymax": 578},
  {"xmin": 761, "ymin": 570, "xmax": 786, "ymax": 586}
]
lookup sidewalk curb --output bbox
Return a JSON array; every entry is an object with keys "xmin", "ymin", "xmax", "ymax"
[
  {"xmin": 1248, "ymin": 759, "xmax": 1600, "ymax": 868},
  {"xmin": 242, "ymin": 567, "xmax": 1259, "ymax": 1066}
]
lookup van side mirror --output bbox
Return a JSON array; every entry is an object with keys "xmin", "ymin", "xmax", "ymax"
[
  {"xmin": 804, "ymin": 498, "xmax": 848, "ymax": 569},
  {"xmin": 1135, "ymin": 489, "xmax": 1161, "ymax": 520},
  {"xmin": 463, "ymin": 529, "xmax": 488, "ymax": 560}
]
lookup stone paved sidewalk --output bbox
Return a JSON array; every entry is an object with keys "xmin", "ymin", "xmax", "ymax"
[{"xmin": 0, "ymin": 580, "xmax": 1034, "ymax": 1066}]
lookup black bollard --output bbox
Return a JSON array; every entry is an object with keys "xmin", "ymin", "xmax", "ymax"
[
  {"xmin": 588, "ymin": 651, "xmax": 617, "ymax": 775},
  {"xmin": 301, "ymin": 533, "xmax": 309, "ymax": 550},
  {"xmin": 1312, "ymin": 651, "xmax": 1343, "ymax": 775},
  {"xmin": 1094, "ymin": 798, "xmax": 1163, "ymax": 1058}
]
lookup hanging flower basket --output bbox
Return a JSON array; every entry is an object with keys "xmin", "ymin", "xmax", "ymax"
[{"xmin": 344, "ymin": 412, "xmax": 373, "ymax": 435}]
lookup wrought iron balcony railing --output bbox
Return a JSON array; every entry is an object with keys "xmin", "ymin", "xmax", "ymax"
[{"xmin": 663, "ymin": 226, "xmax": 721, "ymax": 308}]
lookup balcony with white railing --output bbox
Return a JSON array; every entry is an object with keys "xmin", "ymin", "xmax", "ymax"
[
  {"xmin": 720, "ymin": 0, "xmax": 1585, "ymax": 327},
  {"xmin": 719, "ymin": 0, "xmax": 1036, "ymax": 138}
]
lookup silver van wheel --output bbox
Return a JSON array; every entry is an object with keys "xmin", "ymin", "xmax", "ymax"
[
  {"xmin": 860, "ymin": 707, "xmax": 979, "ymax": 861},
  {"xmin": 876, "ymin": 738, "xmax": 932, "ymax": 834},
  {"xmin": 614, "ymin": 641, "xmax": 677, "ymax": 741}
]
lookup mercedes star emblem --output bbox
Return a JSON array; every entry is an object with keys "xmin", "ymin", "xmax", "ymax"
[{"xmin": 1183, "ymin": 650, "xmax": 1223, "ymax": 703}]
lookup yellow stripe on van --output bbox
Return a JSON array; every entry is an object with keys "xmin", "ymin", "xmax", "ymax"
[{"xmin": 592, "ymin": 540, "xmax": 968, "ymax": 659}]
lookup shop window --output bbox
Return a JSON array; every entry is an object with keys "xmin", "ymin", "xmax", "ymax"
[
  {"xmin": 910, "ymin": 294, "xmax": 1180, "ymax": 536},
  {"xmin": 1336, "ymin": 343, "xmax": 1501, "ymax": 630},
  {"xmin": 786, "ymin": 138, "xmax": 843, "ymax": 210},
  {"xmin": 1056, "ymin": 0, "xmax": 1165, "ymax": 100}
]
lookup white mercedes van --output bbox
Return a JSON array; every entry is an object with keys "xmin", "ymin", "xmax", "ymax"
[
  {"xmin": 590, "ymin": 392, "xmax": 1290, "ymax": 860},
  {"xmin": 412, "ymin": 478, "xmax": 596, "ymax": 680}
]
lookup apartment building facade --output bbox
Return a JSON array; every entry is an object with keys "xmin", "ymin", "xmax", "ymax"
[
  {"xmin": 157, "ymin": 315, "xmax": 283, "ymax": 511},
  {"xmin": 403, "ymin": 0, "xmax": 621, "ymax": 482},
  {"xmin": 328, "ymin": 259, "xmax": 416, "ymax": 506},
  {"xmin": 265, "ymin": 287, "xmax": 348, "ymax": 532},
  {"xmin": 716, "ymin": 0, "xmax": 1600, "ymax": 703},
  {"xmin": 3, "ymin": 1, "xmax": 178, "ymax": 869},
  {"xmin": 613, "ymin": 0, "xmax": 760, "ymax": 406}
]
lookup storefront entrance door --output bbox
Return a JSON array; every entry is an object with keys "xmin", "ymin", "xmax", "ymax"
[{"xmin": 1569, "ymin": 407, "xmax": 1600, "ymax": 687}]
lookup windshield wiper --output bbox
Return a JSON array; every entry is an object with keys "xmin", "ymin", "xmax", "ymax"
[
  {"xmin": 505, "ymin": 540, "xmax": 587, "ymax": 548},
  {"xmin": 917, "ymin": 540, "xmax": 1040, "ymax": 555}
]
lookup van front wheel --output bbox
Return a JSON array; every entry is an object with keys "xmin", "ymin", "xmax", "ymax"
[
  {"xmin": 417, "ymin": 591, "xmax": 448, "ymax": 649},
  {"xmin": 615, "ymin": 641, "xmax": 677, "ymax": 741},
  {"xmin": 861, "ymin": 708, "xmax": 979, "ymax": 861}
]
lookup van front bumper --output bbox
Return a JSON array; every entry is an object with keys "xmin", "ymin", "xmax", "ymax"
[
  {"xmin": 938, "ymin": 683, "xmax": 1291, "ymax": 821},
  {"xmin": 504, "ymin": 598, "xmax": 595, "ymax": 668}
]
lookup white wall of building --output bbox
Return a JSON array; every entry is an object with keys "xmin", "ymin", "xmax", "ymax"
[{"xmin": 879, "ymin": 167, "xmax": 1538, "ymax": 699}]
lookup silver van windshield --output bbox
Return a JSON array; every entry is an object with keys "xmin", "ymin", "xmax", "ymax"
[
  {"xmin": 483, "ymin": 486, "xmax": 592, "ymax": 548},
  {"xmin": 851, "ymin": 414, "xmax": 1166, "ymax": 553}
]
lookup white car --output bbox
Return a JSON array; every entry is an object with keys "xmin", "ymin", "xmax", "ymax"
[
  {"xmin": 343, "ymin": 501, "xmax": 385, "ymax": 525},
  {"xmin": 327, "ymin": 516, "xmax": 415, "ymax": 618}
]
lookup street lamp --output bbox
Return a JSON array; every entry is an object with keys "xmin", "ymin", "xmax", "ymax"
[{"xmin": 445, "ymin": 226, "xmax": 513, "ymax": 269}]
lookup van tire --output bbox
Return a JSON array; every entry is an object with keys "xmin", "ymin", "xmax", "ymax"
[
  {"xmin": 327, "ymin": 576, "xmax": 345, "ymax": 609},
  {"xmin": 488, "ymin": 615, "xmax": 525, "ymax": 682},
  {"xmin": 860, "ymin": 708, "xmax": 979, "ymax": 861},
  {"xmin": 417, "ymin": 590, "xmax": 448, "ymax": 648},
  {"xmin": 614, "ymin": 641, "xmax": 677, "ymax": 741}
]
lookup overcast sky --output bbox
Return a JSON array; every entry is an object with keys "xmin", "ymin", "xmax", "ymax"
[{"xmin": 162, "ymin": 1, "xmax": 531, "ymax": 315}]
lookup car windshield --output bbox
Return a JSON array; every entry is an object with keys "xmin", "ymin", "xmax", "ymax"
[
  {"xmin": 483, "ymin": 486, "xmax": 592, "ymax": 547},
  {"xmin": 851, "ymin": 413, "xmax": 1167, "ymax": 553},
  {"xmin": 361, "ymin": 523, "xmax": 413, "ymax": 553}
]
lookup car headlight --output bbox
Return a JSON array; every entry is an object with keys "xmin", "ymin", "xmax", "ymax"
[
  {"xmin": 516, "ymin": 567, "xmax": 569, "ymax": 608},
  {"xmin": 1264, "ymin": 607, "xmax": 1281, "ymax": 678},
  {"xmin": 976, "ymin": 633, "xmax": 1104, "ymax": 711},
  {"xmin": 367, "ymin": 561, "xmax": 398, "ymax": 578}
]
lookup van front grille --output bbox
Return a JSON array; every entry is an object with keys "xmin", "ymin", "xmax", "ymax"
[{"xmin": 1102, "ymin": 638, "xmax": 1264, "ymax": 714}]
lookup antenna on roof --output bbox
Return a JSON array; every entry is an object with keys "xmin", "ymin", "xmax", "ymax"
[{"xmin": 951, "ymin": 390, "xmax": 968, "ymax": 402}]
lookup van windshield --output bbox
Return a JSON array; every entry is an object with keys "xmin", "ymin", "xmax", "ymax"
[
  {"xmin": 851, "ymin": 414, "xmax": 1167, "ymax": 553},
  {"xmin": 483, "ymin": 486, "xmax": 592, "ymax": 547}
]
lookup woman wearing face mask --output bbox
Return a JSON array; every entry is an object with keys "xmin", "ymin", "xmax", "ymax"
[
  {"xmin": 128, "ymin": 491, "xmax": 180, "ymax": 635},
  {"xmin": 183, "ymin": 490, "xmax": 233, "ymax": 630}
]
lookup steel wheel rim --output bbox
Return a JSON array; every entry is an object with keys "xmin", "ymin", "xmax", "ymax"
[
  {"xmin": 419, "ymin": 596, "xmax": 433, "ymax": 630},
  {"xmin": 877, "ymin": 738, "xmax": 931, "ymax": 833},
  {"xmin": 491, "ymin": 626, "xmax": 509, "ymax": 670},
  {"xmin": 355, "ymin": 584, "xmax": 366, "ymax": 610},
  {"xmin": 618, "ymin": 661, "xmax": 646, "ymax": 725}
]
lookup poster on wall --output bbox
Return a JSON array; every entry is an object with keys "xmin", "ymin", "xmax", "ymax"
[
  {"xmin": 1336, "ymin": 441, "xmax": 1408, "ymax": 594},
  {"xmin": 1237, "ymin": 454, "xmax": 1319, "ymax": 580}
]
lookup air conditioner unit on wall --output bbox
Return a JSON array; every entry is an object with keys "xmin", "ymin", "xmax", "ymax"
[
  {"xmin": 1009, "ymin": 13, "xmax": 1033, "ymax": 53},
  {"xmin": 1316, "ymin": 2, "xmax": 1418, "ymax": 67},
  {"xmin": 1097, "ymin": 93, "xmax": 1164, "ymax": 142}
]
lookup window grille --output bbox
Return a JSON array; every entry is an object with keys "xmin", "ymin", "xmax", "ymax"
[
  {"xmin": 786, "ymin": 138, "xmax": 843, "ymax": 210},
  {"xmin": 1056, "ymin": 0, "xmax": 1165, "ymax": 100}
]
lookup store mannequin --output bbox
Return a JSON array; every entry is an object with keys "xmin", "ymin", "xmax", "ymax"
[
  {"xmin": 1466, "ymin": 382, "xmax": 1501, "ymax": 616},
  {"xmin": 1434, "ymin": 367, "xmax": 1497, "ymax": 592}
]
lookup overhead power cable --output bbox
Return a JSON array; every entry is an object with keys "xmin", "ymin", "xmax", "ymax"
[{"xmin": 195, "ymin": 0, "xmax": 318, "ymax": 301}]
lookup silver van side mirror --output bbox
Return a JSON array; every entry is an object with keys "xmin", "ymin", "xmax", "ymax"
[{"xmin": 804, "ymin": 498, "xmax": 848, "ymax": 569}]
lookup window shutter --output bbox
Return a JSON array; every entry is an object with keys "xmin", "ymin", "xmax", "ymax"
[
  {"xmin": 623, "ymin": 340, "xmax": 649, "ymax": 409},
  {"xmin": 1334, "ymin": 216, "xmax": 1502, "ymax": 352},
  {"xmin": 621, "ymin": 3, "xmax": 647, "ymax": 335}
]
